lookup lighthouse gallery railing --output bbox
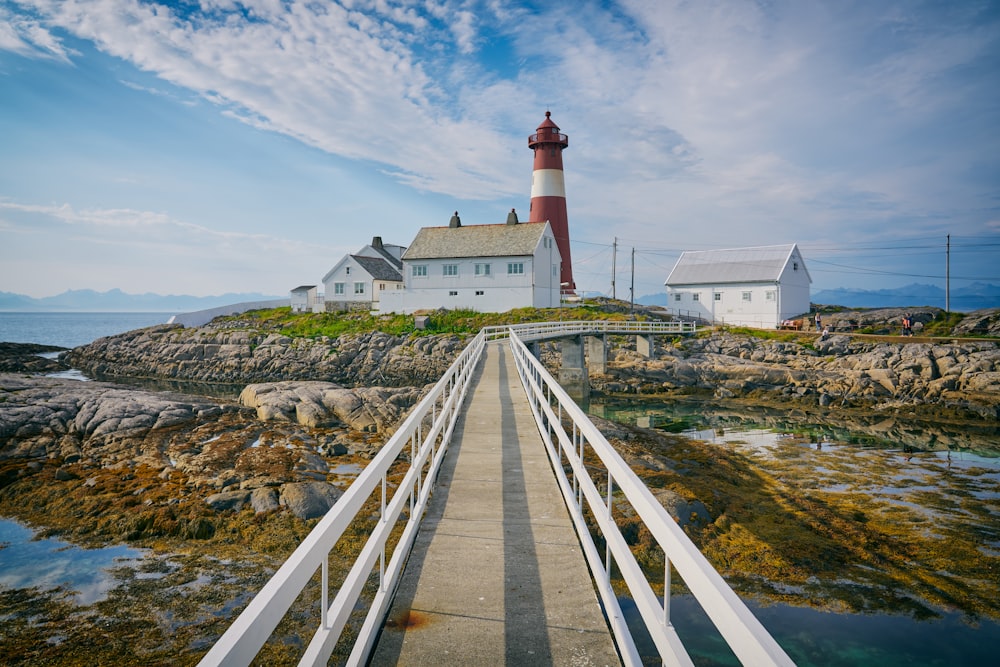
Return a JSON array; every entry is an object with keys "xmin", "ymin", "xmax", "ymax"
[{"xmin": 199, "ymin": 320, "xmax": 792, "ymax": 666}]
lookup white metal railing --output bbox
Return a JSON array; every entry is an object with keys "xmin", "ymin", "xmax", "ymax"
[
  {"xmin": 197, "ymin": 330, "xmax": 486, "ymax": 667},
  {"xmin": 507, "ymin": 328, "xmax": 794, "ymax": 667},
  {"xmin": 482, "ymin": 319, "xmax": 697, "ymax": 342}
]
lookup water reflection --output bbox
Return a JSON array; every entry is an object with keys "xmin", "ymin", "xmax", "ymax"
[
  {"xmin": 589, "ymin": 398, "xmax": 1000, "ymax": 458},
  {"xmin": 0, "ymin": 519, "xmax": 146, "ymax": 605}
]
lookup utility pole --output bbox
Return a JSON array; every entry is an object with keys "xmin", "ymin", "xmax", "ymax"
[
  {"xmin": 946, "ymin": 234, "xmax": 951, "ymax": 313},
  {"xmin": 630, "ymin": 246, "xmax": 635, "ymax": 315},
  {"xmin": 611, "ymin": 237, "xmax": 617, "ymax": 300}
]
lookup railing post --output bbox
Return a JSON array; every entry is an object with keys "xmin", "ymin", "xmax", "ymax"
[{"xmin": 322, "ymin": 557, "xmax": 329, "ymax": 629}]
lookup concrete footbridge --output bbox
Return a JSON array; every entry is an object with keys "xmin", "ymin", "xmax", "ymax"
[{"xmin": 198, "ymin": 321, "xmax": 795, "ymax": 667}]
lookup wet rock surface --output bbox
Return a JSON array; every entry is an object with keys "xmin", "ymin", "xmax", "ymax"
[{"xmin": 0, "ymin": 342, "xmax": 68, "ymax": 374}]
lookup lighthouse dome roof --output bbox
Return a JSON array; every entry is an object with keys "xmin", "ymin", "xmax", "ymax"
[{"xmin": 536, "ymin": 110, "xmax": 559, "ymax": 131}]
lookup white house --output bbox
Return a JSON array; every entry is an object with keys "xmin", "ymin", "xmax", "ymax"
[
  {"xmin": 290, "ymin": 285, "xmax": 318, "ymax": 313},
  {"xmin": 664, "ymin": 244, "xmax": 811, "ymax": 328},
  {"xmin": 379, "ymin": 219, "xmax": 562, "ymax": 314},
  {"xmin": 322, "ymin": 236, "xmax": 405, "ymax": 311}
]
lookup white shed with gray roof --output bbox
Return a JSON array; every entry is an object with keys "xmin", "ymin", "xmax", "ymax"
[
  {"xmin": 664, "ymin": 244, "xmax": 811, "ymax": 328},
  {"xmin": 380, "ymin": 221, "xmax": 562, "ymax": 314}
]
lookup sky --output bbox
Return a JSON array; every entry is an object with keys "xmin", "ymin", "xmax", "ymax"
[{"xmin": 1, "ymin": 0, "xmax": 998, "ymax": 303}]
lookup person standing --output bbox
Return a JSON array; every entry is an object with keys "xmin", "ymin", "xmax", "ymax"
[
  {"xmin": 815, "ymin": 312, "xmax": 822, "ymax": 332},
  {"xmin": 902, "ymin": 313, "xmax": 913, "ymax": 337}
]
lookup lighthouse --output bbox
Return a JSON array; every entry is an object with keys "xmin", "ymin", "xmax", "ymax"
[{"xmin": 528, "ymin": 111, "xmax": 574, "ymax": 291}]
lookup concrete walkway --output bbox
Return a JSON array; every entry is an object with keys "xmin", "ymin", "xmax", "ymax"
[{"xmin": 370, "ymin": 342, "xmax": 621, "ymax": 666}]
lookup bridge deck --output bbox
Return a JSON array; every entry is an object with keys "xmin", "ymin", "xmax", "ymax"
[{"xmin": 370, "ymin": 342, "xmax": 621, "ymax": 666}]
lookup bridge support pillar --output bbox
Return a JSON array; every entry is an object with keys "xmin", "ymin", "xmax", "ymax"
[
  {"xmin": 559, "ymin": 335, "xmax": 589, "ymax": 400},
  {"xmin": 586, "ymin": 334, "xmax": 607, "ymax": 375},
  {"xmin": 636, "ymin": 334, "xmax": 655, "ymax": 358}
]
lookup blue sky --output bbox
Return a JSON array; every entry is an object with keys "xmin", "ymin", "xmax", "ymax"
[{"xmin": 1, "ymin": 0, "xmax": 998, "ymax": 301}]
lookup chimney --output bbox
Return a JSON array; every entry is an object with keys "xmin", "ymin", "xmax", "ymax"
[
  {"xmin": 449, "ymin": 211, "xmax": 462, "ymax": 228},
  {"xmin": 371, "ymin": 236, "xmax": 383, "ymax": 249},
  {"xmin": 506, "ymin": 208, "xmax": 519, "ymax": 225}
]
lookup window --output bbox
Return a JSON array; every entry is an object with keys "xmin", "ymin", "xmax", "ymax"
[
  {"xmin": 448, "ymin": 291, "xmax": 458, "ymax": 296},
  {"xmin": 443, "ymin": 264, "xmax": 458, "ymax": 276},
  {"xmin": 379, "ymin": 283, "xmax": 385, "ymax": 290},
  {"xmin": 552, "ymin": 265, "xmax": 557, "ymax": 276},
  {"xmin": 793, "ymin": 262, "xmax": 799, "ymax": 270},
  {"xmin": 354, "ymin": 282, "xmax": 365, "ymax": 295},
  {"xmin": 714, "ymin": 293, "xmax": 722, "ymax": 301},
  {"xmin": 345, "ymin": 267, "xmax": 350, "ymax": 275},
  {"xmin": 674, "ymin": 293, "xmax": 682, "ymax": 302},
  {"xmin": 334, "ymin": 283, "xmax": 345, "ymax": 295},
  {"xmin": 742, "ymin": 291, "xmax": 752, "ymax": 302},
  {"xmin": 475, "ymin": 263, "xmax": 491, "ymax": 276},
  {"xmin": 475, "ymin": 290, "xmax": 484, "ymax": 296},
  {"xmin": 692, "ymin": 293, "xmax": 700, "ymax": 302},
  {"xmin": 766, "ymin": 290, "xmax": 776, "ymax": 302},
  {"xmin": 412, "ymin": 265, "xmax": 427, "ymax": 277},
  {"xmin": 507, "ymin": 262, "xmax": 524, "ymax": 275}
]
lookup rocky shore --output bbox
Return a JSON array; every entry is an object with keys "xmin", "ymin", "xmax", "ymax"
[
  {"xmin": 591, "ymin": 328, "xmax": 1000, "ymax": 421},
  {"xmin": 1, "ymin": 308, "xmax": 998, "ymax": 663}
]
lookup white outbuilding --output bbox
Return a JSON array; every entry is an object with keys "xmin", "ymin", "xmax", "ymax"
[
  {"xmin": 664, "ymin": 244, "xmax": 811, "ymax": 328},
  {"xmin": 379, "ymin": 218, "xmax": 562, "ymax": 314}
]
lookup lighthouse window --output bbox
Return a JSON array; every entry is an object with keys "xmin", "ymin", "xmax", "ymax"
[
  {"xmin": 443, "ymin": 264, "xmax": 458, "ymax": 276},
  {"xmin": 507, "ymin": 262, "xmax": 524, "ymax": 275},
  {"xmin": 412, "ymin": 265, "xmax": 427, "ymax": 277}
]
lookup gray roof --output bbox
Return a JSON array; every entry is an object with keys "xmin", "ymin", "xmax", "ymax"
[
  {"xmin": 403, "ymin": 223, "xmax": 548, "ymax": 260},
  {"xmin": 665, "ymin": 244, "xmax": 806, "ymax": 285},
  {"xmin": 351, "ymin": 255, "xmax": 403, "ymax": 282},
  {"xmin": 372, "ymin": 243, "xmax": 404, "ymax": 269}
]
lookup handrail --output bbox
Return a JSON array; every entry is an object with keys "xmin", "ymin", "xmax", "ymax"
[
  {"xmin": 198, "ymin": 330, "xmax": 487, "ymax": 667},
  {"xmin": 507, "ymin": 328, "xmax": 795, "ymax": 667},
  {"xmin": 482, "ymin": 319, "xmax": 697, "ymax": 342}
]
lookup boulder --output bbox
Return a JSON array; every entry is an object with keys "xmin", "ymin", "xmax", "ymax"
[{"xmin": 279, "ymin": 481, "xmax": 343, "ymax": 520}]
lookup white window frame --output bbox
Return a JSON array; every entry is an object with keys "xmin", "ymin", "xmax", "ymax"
[
  {"xmin": 742, "ymin": 291, "xmax": 752, "ymax": 302},
  {"xmin": 443, "ymin": 264, "xmax": 458, "ymax": 277},
  {"xmin": 766, "ymin": 290, "xmax": 776, "ymax": 302},
  {"xmin": 507, "ymin": 262, "xmax": 524, "ymax": 275},
  {"xmin": 354, "ymin": 282, "xmax": 365, "ymax": 295},
  {"xmin": 475, "ymin": 263, "xmax": 491, "ymax": 276},
  {"xmin": 334, "ymin": 283, "xmax": 345, "ymax": 295},
  {"xmin": 412, "ymin": 265, "xmax": 427, "ymax": 277}
]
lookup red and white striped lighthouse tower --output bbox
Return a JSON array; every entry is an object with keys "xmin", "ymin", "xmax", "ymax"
[{"xmin": 528, "ymin": 111, "xmax": 574, "ymax": 291}]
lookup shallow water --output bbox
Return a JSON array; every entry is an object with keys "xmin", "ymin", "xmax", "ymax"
[
  {"xmin": 591, "ymin": 397, "xmax": 1000, "ymax": 666},
  {"xmin": 0, "ymin": 519, "xmax": 147, "ymax": 605}
]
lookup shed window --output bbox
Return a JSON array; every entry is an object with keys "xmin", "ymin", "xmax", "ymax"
[
  {"xmin": 692, "ymin": 293, "xmax": 700, "ymax": 302},
  {"xmin": 714, "ymin": 293, "xmax": 722, "ymax": 301},
  {"xmin": 742, "ymin": 291, "xmax": 752, "ymax": 302}
]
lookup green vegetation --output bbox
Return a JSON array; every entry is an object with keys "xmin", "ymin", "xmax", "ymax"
[
  {"xmin": 220, "ymin": 302, "xmax": 643, "ymax": 339},
  {"xmin": 920, "ymin": 310, "xmax": 966, "ymax": 337}
]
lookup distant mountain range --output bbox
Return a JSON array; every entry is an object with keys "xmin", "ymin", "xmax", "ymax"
[
  {"xmin": 0, "ymin": 289, "xmax": 286, "ymax": 313},
  {"xmin": 637, "ymin": 282, "xmax": 1000, "ymax": 312}
]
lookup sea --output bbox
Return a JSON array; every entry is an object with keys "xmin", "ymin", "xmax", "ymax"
[{"xmin": 0, "ymin": 312, "xmax": 173, "ymax": 349}]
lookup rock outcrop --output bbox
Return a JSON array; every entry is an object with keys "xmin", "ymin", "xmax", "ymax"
[
  {"xmin": 591, "ymin": 331, "xmax": 1000, "ymax": 420},
  {"xmin": 0, "ymin": 373, "xmax": 417, "ymax": 522},
  {"xmin": 61, "ymin": 325, "xmax": 464, "ymax": 388}
]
